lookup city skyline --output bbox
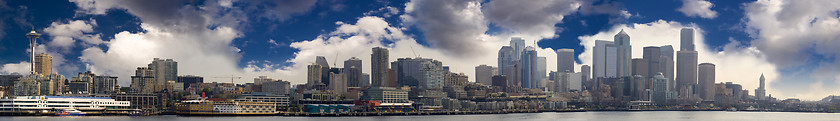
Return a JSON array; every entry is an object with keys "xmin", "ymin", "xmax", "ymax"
[{"xmin": 0, "ymin": 0, "xmax": 838, "ymax": 100}]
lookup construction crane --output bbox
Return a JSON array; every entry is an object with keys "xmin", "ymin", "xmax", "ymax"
[{"xmin": 212, "ymin": 75, "xmax": 242, "ymax": 84}]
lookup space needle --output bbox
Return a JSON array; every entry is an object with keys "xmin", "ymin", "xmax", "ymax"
[{"xmin": 26, "ymin": 30, "xmax": 40, "ymax": 75}]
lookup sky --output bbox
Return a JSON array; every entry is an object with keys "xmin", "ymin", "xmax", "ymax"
[{"xmin": 0, "ymin": 0, "xmax": 838, "ymax": 100}]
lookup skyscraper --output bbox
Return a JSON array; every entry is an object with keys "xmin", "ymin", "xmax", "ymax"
[
  {"xmin": 755, "ymin": 74, "xmax": 766, "ymax": 100},
  {"xmin": 537, "ymin": 56, "xmax": 546, "ymax": 88},
  {"xmin": 315, "ymin": 56, "xmax": 331, "ymax": 85},
  {"xmin": 371, "ymin": 47, "xmax": 389, "ymax": 87},
  {"xmin": 344, "ymin": 57, "xmax": 363, "ymax": 87},
  {"xmin": 581, "ymin": 65, "xmax": 591, "ymax": 89},
  {"xmin": 131, "ymin": 67, "xmax": 155, "ymax": 93},
  {"xmin": 520, "ymin": 46, "xmax": 538, "ymax": 88},
  {"xmin": 498, "ymin": 46, "xmax": 517, "ymax": 84},
  {"xmin": 631, "ymin": 58, "xmax": 648, "ymax": 77},
  {"xmin": 34, "ymin": 53, "xmax": 52, "ymax": 75},
  {"xmin": 330, "ymin": 72, "xmax": 347, "ymax": 95},
  {"xmin": 659, "ymin": 45, "xmax": 675, "ymax": 90},
  {"xmin": 391, "ymin": 58, "xmax": 445, "ymax": 89},
  {"xmin": 698, "ymin": 63, "xmax": 715, "ymax": 101},
  {"xmin": 593, "ymin": 40, "xmax": 618, "ymax": 78},
  {"xmin": 93, "ymin": 75, "xmax": 117, "ymax": 94},
  {"xmin": 676, "ymin": 28, "xmax": 698, "ymax": 98},
  {"xmin": 651, "ymin": 73, "xmax": 668, "ymax": 103},
  {"xmin": 510, "ymin": 37, "xmax": 525, "ymax": 61},
  {"xmin": 614, "ymin": 30, "xmax": 632, "ymax": 77},
  {"xmin": 556, "ymin": 49, "xmax": 575, "ymax": 72},
  {"xmin": 475, "ymin": 65, "xmax": 497, "ymax": 85},
  {"xmin": 307, "ymin": 63, "xmax": 322, "ymax": 85},
  {"xmin": 148, "ymin": 58, "xmax": 177, "ymax": 92},
  {"xmin": 643, "ymin": 46, "xmax": 661, "ymax": 78}
]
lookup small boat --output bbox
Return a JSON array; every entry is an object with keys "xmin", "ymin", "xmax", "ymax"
[
  {"xmin": 56, "ymin": 109, "xmax": 86, "ymax": 116},
  {"xmin": 726, "ymin": 107, "xmax": 737, "ymax": 112}
]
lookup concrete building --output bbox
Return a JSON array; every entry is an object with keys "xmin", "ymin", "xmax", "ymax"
[
  {"xmin": 698, "ymin": 63, "xmax": 715, "ymax": 101},
  {"xmin": 444, "ymin": 73, "xmax": 468, "ymax": 87},
  {"xmin": 537, "ymin": 57, "xmax": 547, "ymax": 88},
  {"xmin": 315, "ymin": 56, "xmax": 331, "ymax": 85},
  {"xmin": 554, "ymin": 71, "xmax": 582, "ymax": 92},
  {"xmin": 329, "ymin": 72, "xmax": 347, "ymax": 95},
  {"xmin": 556, "ymin": 49, "xmax": 575, "ymax": 73},
  {"xmin": 14, "ymin": 75, "xmax": 44, "ymax": 96},
  {"xmin": 581, "ymin": 65, "xmax": 590, "ymax": 87},
  {"xmin": 371, "ymin": 47, "xmax": 390, "ymax": 87},
  {"xmin": 676, "ymin": 28, "xmax": 698, "ymax": 98},
  {"xmin": 70, "ymin": 71, "xmax": 95, "ymax": 94},
  {"xmin": 491, "ymin": 75, "xmax": 508, "ymax": 88},
  {"xmin": 0, "ymin": 75, "xmax": 22, "ymax": 97},
  {"xmin": 755, "ymin": 74, "xmax": 766, "ymax": 100},
  {"xmin": 391, "ymin": 58, "xmax": 445, "ymax": 89},
  {"xmin": 93, "ymin": 75, "xmax": 118, "ymax": 94},
  {"xmin": 148, "ymin": 58, "xmax": 177, "ymax": 93},
  {"xmin": 307, "ymin": 63, "xmax": 323, "ymax": 86},
  {"xmin": 262, "ymin": 80, "xmax": 291, "ymax": 95},
  {"xmin": 34, "ymin": 53, "xmax": 52, "ymax": 75},
  {"xmin": 474, "ymin": 65, "xmax": 497, "ymax": 85},
  {"xmin": 254, "ymin": 76, "xmax": 273, "ymax": 85},
  {"xmin": 520, "ymin": 46, "xmax": 538, "ymax": 89},
  {"xmin": 614, "ymin": 30, "xmax": 632, "ymax": 77},
  {"xmin": 131, "ymin": 67, "xmax": 155, "ymax": 93},
  {"xmin": 177, "ymin": 75, "xmax": 203, "ymax": 89},
  {"xmin": 344, "ymin": 57, "xmax": 363, "ymax": 87},
  {"xmin": 360, "ymin": 87, "xmax": 410, "ymax": 103}
]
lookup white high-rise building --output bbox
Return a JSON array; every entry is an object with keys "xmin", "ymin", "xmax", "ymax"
[
  {"xmin": 755, "ymin": 74, "xmax": 766, "ymax": 100},
  {"xmin": 537, "ymin": 57, "xmax": 546, "ymax": 88},
  {"xmin": 556, "ymin": 49, "xmax": 575, "ymax": 73},
  {"xmin": 593, "ymin": 40, "xmax": 618, "ymax": 78},
  {"xmin": 475, "ymin": 65, "xmax": 497, "ymax": 85},
  {"xmin": 698, "ymin": 63, "xmax": 715, "ymax": 101}
]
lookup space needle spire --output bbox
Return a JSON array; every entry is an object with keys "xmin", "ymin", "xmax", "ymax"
[{"xmin": 26, "ymin": 29, "xmax": 40, "ymax": 75}]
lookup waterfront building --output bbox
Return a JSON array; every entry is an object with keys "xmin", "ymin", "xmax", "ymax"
[
  {"xmin": 34, "ymin": 53, "xmax": 52, "ymax": 75},
  {"xmin": 175, "ymin": 99, "xmax": 276, "ymax": 115},
  {"xmin": 234, "ymin": 93, "xmax": 290, "ymax": 111},
  {"xmin": 14, "ymin": 75, "xmax": 44, "ymax": 96},
  {"xmin": 93, "ymin": 75, "xmax": 117, "ymax": 94},
  {"xmin": 556, "ymin": 49, "xmax": 575, "ymax": 73},
  {"xmin": 110, "ymin": 93, "xmax": 161, "ymax": 111},
  {"xmin": 344, "ymin": 57, "xmax": 364, "ymax": 87},
  {"xmin": 0, "ymin": 96, "xmax": 130, "ymax": 111},
  {"xmin": 698, "ymin": 63, "xmax": 715, "ymax": 101},
  {"xmin": 676, "ymin": 28, "xmax": 698, "ymax": 98},
  {"xmin": 360, "ymin": 87, "xmax": 410, "ymax": 103},
  {"xmin": 262, "ymin": 80, "xmax": 291, "ymax": 95},
  {"xmin": 391, "ymin": 57, "xmax": 445, "ymax": 89},
  {"xmin": 131, "ymin": 67, "xmax": 156, "ymax": 93},
  {"xmin": 371, "ymin": 47, "xmax": 390, "ymax": 87},
  {"xmin": 475, "ymin": 65, "xmax": 497, "ymax": 85},
  {"xmin": 0, "ymin": 75, "xmax": 22, "ymax": 97}
]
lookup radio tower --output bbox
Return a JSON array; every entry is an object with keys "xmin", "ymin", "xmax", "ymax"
[{"xmin": 26, "ymin": 30, "xmax": 40, "ymax": 75}]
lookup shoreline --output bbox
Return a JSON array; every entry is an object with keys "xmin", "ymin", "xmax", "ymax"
[{"xmin": 2, "ymin": 109, "xmax": 836, "ymax": 117}]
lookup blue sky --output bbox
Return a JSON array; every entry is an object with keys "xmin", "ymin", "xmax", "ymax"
[{"xmin": 0, "ymin": 0, "xmax": 838, "ymax": 100}]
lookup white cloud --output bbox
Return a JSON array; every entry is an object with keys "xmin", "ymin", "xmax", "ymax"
[
  {"xmin": 0, "ymin": 61, "xmax": 30, "ymax": 75},
  {"xmin": 577, "ymin": 20, "xmax": 779, "ymax": 99},
  {"xmin": 677, "ymin": 0, "xmax": 718, "ymax": 19},
  {"xmin": 43, "ymin": 19, "xmax": 103, "ymax": 50},
  {"xmin": 742, "ymin": 0, "xmax": 840, "ymax": 100}
]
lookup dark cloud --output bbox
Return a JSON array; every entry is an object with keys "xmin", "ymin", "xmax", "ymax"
[
  {"xmin": 483, "ymin": 0, "xmax": 580, "ymax": 38},
  {"xmin": 404, "ymin": 0, "xmax": 487, "ymax": 56},
  {"xmin": 242, "ymin": 0, "xmax": 318, "ymax": 21}
]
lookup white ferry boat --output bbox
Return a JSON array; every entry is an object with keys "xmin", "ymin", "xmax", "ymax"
[{"xmin": 0, "ymin": 96, "xmax": 131, "ymax": 112}]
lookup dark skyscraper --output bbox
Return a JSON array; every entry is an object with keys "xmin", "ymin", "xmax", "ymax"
[{"xmin": 371, "ymin": 47, "xmax": 390, "ymax": 87}]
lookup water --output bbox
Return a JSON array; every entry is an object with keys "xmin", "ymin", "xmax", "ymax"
[{"xmin": 5, "ymin": 111, "xmax": 840, "ymax": 121}]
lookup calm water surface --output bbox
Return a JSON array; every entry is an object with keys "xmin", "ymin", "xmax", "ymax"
[{"xmin": 5, "ymin": 111, "xmax": 840, "ymax": 121}]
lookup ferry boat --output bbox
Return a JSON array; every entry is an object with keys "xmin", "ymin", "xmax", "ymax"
[
  {"xmin": 175, "ymin": 99, "xmax": 277, "ymax": 115},
  {"xmin": 56, "ymin": 109, "xmax": 86, "ymax": 116},
  {"xmin": 0, "ymin": 96, "xmax": 131, "ymax": 112}
]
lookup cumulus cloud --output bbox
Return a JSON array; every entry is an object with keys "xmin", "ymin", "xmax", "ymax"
[
  {"xmin": 577, "ymin": 20, "xmax": 778, "ymax": 99},
  {"xmin": 677, "ymin": 0, "xmax": 718, "ymax": 19},
  {"xmin": 43, "ymin": 19, "xmax": 102, "ymax": 51},
  {"xmin": 0, "ymin": 61, "xmax": 30, "ymax": 75},
  {"xmin": 67, "ymin": 0, "xmax": 318, "ymax": 85},
  {"xmin": 401, "ymin": 0, "xmax": 488, "ymax": 56},
  {"xmin": 742, "ymin": 0, "xmax": 840, "ymax": 99},
  {"xmin": 483, "ymin": 0, "xmax": 581, "ymax": 39}
]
